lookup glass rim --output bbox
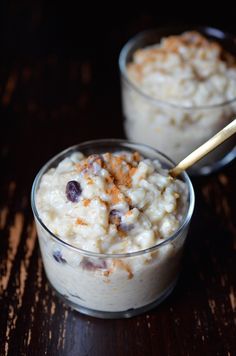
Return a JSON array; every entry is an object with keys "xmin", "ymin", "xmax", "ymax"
[
  {"xmin": 31, "ymin": 138, "xmax": 195, "ymax": 259},
  {"xmin": 119, "ymin": 26, "xmax": 236, "ymax": 110}
]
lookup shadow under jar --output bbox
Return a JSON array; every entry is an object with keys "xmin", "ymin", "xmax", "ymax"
[
  {"xmin": 119, "ymin": 26, "xmax": 236, "ymax": 175},
  {"xmin": 31, "ymin": 139, "xmax": 194, "ymax": 318}
]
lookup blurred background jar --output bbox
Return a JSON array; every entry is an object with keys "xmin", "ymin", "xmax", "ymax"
[{"xmin": 119, "ymin": 26, "xmax": 236, "ymax": 175}]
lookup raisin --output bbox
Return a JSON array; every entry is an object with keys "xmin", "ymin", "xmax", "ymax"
[
  {"xmin": 118, "ymin": 223, "xmax": 134, "ymax": 232},
  {"xmin": 109, "ymin": 209, "xmax": 122, "ymax": 225},
  {"xmin": 66, "ymin": 180, "xmax": 82, "ymax": 202},
  {"xmin": 53, "ymin": 250, "xmax": 67, "ymax": 263},
  {"xmin": 80, "ymin": 258, "xmax": 107, "ymax": 271}
]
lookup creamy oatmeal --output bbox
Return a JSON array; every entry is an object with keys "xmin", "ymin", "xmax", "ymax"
[
  {"xmin": 33, "ymin": 146, "xmax": 193, "ymax": 316},
  {"xmin": 121, "ymin": 31, "xmax": 236, "ymax": 166}
]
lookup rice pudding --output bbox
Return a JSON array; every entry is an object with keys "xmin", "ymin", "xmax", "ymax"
[
  {"xmin": 120, "ymin": 30, "xmax": 236, "ymax": 169},
  {"xmin": 32, "ymin": 141, "xmax": 194, "ymax": 318}
]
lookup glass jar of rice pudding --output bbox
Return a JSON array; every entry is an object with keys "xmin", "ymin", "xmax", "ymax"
[
  {"xmin": 119, "ymin": 27, "xmax": 236, "ymax": 175},
  {"xmin": 31, "ymin": 139, "xmax": 194, "ymax": 318}
]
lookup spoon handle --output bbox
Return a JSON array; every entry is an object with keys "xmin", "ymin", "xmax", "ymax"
[{"xmin": 170, "ymin": 118, "xmax": 236, "ymax": 177}]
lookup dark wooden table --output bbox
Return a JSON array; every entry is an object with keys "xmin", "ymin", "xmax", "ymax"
[{"xmin": 1, "ymin": 4, "xmax": 236, "ymax": 355}]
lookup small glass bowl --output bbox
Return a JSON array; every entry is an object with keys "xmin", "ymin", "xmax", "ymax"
[
  {"xmin": 31, "ymin": 139, "xmax": 195, "ymax": 318},
  {"xmin": 119, "ymin": 26, "xmax": 236, "ymax": 175}
]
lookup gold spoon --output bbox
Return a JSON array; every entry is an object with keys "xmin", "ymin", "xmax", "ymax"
[{"xmin": 170, "ymin": 118, "xmax": 236, "ymax": 177}]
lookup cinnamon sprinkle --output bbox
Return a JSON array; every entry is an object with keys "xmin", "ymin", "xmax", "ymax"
[
  {"xmin": 83, "ymin": 199, "xmax": 91, "ymax": 207},
  {"xmin": 133, "ymin": 151, "xmax": 141, "ymax": 162},
  {"xmin": 75, "ymin": 152, "xmax": 140, "ymax": 208},
  {"xmin": 106, "ymin": 185, "xmax": 122, "ymax": 204},
  {"xmin": 76, "ymin": 161, "xmax": 89, "ymax": 172},
  {"xmin": 76, "ymin": 218, "xmax": 88, "ymax": 225},
  {"xmin": 103, "ymin": 153, "xmax": 137, "ymax": 187},
  {"xmin": 117, "ymin": 228, "xmax": 127, "ymax": 238},
  {"xmin": 125, "ymin": 196, "xmax": 132, "ymax": 206},
  {"xmin": 105, "ymin": 175, "xmax": 114, "ymax": 184},
  {"xmin": 125, "ymin": 210, "xmax": 133, "ymax": 217},
  {"xmin": 86, "ymin": 176, "xmax": 93, "ymax": 185},
  {"xmin": 130, "ymin": 31, "xmax": 236, "ymax": 76}
]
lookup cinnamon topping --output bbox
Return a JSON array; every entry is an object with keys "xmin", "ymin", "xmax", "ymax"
[
  {"xmin": 76, "ymin": 218, "xmax": 88, "ymax": 225},
  {"xmin": 83, "ymin": 199, "xmax": 91, "ymax": 207}
]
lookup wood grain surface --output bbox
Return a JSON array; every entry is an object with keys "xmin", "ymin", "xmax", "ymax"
[{"xmin": 0, "ymin": 3, "xmax": 236, "ymax": 356}]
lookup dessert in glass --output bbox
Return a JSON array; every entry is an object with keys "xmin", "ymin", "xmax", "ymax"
[
  {"xmin": 119, "ymin": 27, "xmax": 236, "ymax": 175},
  {"xmin": 31, "ymin": 139, "xmax": 194, "ymax": 318}
]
